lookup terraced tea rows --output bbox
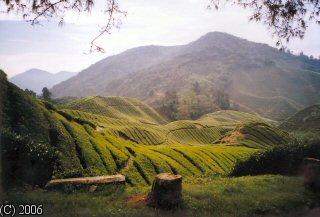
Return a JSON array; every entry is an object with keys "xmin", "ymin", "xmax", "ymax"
[
  {"xmin": 65, "ymin": 96, "xmax": 166, "ymax": 124},
  {"xmin": 1, "ymin": 70, "xmax": 291, "ymax": 187},
  {"xmin": 44, "ymin": 96, "xmax": 291, "ymax": 185},
  {"xmin": 61, "ymin": 105, "xmax": 288, "ymax": 148},
  {"xmin": 50, "ymin": 114, "xmax": 257, "ymax": 185}
]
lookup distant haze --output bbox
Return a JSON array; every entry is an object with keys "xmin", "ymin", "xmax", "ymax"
[
  {"xmin": 10, "ymin": 69, "xmax": 78, "ymax": 94},
  {"xmin": 51, "ymin": 32, "xmax": 320, "ymax": 120}
]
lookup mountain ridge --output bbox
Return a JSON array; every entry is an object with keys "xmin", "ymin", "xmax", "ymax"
[
  {"xmin": 10, "ymin": 68, "xmax": 78, "ymax": 94},
  {"xmin": 51, "ymin": 32, "xmax": 320, "ymax": 120}
]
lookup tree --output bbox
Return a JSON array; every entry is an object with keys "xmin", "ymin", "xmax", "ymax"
[
  {"xmin": 209, "ymin": 0, "xmax": 320, "ymax": 48},
  {"xmin": 158, "ymin": 90, "xmax": 179, "ymax": 121},
  {"xmin": 192, "ymin": 81, "xmax": 201, "ymax": 95},
  {"xmin": 2, "ymin": 0, "xmax": 319, "ymax": 51},
  {"xmin": 42, "ymin": 87, "xmax": 52, "ymax": 101},
  {"xmin": 25, "ymin": 89, "xmax": 37, "ymax": 97},
  {"xmin": 214, "ymin": 89, "xmax": 230, "ymax": 110},
  {"xmin": 2, "ymin": 0, "xmax": 126, "ymax": 52}
]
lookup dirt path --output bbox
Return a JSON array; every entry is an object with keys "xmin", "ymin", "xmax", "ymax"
[{"xmin": 121, "ymin": 156, "xmax": 134, "ymax": 173}]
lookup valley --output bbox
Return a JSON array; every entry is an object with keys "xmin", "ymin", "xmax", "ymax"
[
  {"xmin": 1, "ymin": 0, "xmax": 320, "ymax": 215},
  {"xmin": 1, "ymin": 65, "xmax": 320, "ymax": 216},
  {"xmin": 1, "ymin": 33, "xmax": 320, "ymax": 216}
]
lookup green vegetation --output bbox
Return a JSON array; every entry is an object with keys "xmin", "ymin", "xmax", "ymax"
[
  {"xmin": 229, "ymin": 104, "xmax": 320, "ymax": 176},
  {"xmin": 154, "ymin": 85, "xmax": 232, "ymax": 121},
  {"xmin": 65, "ymin": 96, "xmax": 167, "ymax": 124},
  {"xmin": 5, "ymin": 175, "xmax": 319, "ymax": 217},
  {"xmin": 2, "ymin": 69, "xmax": 320, "ymax": 216},
  {"xmin": 280, "ymin": 104, "xmax": 320, "ymax": 133},
  {"xmin": 231, "ymin": 139, "xmax": 320, "ymax": 176},
  {"xmin": 1, "ymin": 71, "xmax": 292, "ymax": 187}
]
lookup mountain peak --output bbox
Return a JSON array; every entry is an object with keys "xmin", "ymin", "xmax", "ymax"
[
  {"xmin": 23, "ymin": 68, "xmax": 51, "ymax": 75},
  {"xmin": 186, "ymin": 31, "xmax": 251, "ymax": 51},
  {"xmin": 10, "ymin": 68, "xmax": 77, "ymax": 93}
]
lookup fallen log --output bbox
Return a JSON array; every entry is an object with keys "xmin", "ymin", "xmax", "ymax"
[
  {"xmin": 45, "ymin": 174, "xmax": 125, "ymax": 191},
  {"xmin": 147, "ymin": 173, "xmax": 182, "ymax": 209}
]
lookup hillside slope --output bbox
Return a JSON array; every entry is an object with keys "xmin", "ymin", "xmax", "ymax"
[
  {"xmin": 51, "ymin": 32, "xmax": 320, "ymax": 120},
  {"xmin": 280, "ymin": 105, "xmax": 320, "ymax": 132},
  {"xmin": 10, "ymin": 69, "xmax": 77, "ymax": 94},
  {"xmin": 1, "ymin": 72, "xmax": 292, "ymax": 188},
  {"xmin": 64, "ymin": 96, "xmax": 167, "ymax": 124}
]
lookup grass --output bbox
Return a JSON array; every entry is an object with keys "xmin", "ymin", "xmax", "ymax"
[{"xmin": 5, "ymin": 175, "xmax": 319, "ymax": 217}]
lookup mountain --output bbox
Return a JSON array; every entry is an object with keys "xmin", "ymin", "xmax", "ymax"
[
  {"xmin": 1, "ymin": 70, "xmax": 291, "ymax": 188},
  {"xmin": 280, "ymin": 105, "xmax": 320, "ymax": 132},
  {"xmin": 10, "ymin": 68, "xmax": 77, "ymax": 94},
  {"xmin": 51, "ymin": 32, "xmax": 320, "ymax": 120}
]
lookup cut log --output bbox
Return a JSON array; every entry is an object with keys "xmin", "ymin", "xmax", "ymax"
[
  {"xmin": 147, "ymin": 173, "xmax": 182, "ymax": 209},
  {"xmin": 45, "ymin": 174, "xmax": 125, "ymax": 191},
  {"xmin": 302, "ymin": 158, "xmax": 320, "ymax": 192}
]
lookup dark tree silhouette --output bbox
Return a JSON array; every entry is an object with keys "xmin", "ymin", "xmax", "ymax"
[
  {"xmin": 158, "ymin": 90, "xmax": 179, "ymax": 121},
  {"xmin": 25, "ymin": 89, "xmax": 37, "ymax": 97},
  {"xmin": 192, "ymin": 81, "xmax": 201, "ymax": 95},
  {"xmin": 2, "ymin": 0, "xmax": 126, "ymax": 52},
  {"xmin": 2, "ymin": 0, "xmax": 319, "ymax": 50},
  {"xmin": 42, "ymin": 87, "xmax": 52, "ymax": 101},
  {"xmin": 209, "ymin": 0, "xmax": 320, "ymax": 47},
  {"xmin": 214, "ymin": 89, "xmax": 230, "ymax": 110}
]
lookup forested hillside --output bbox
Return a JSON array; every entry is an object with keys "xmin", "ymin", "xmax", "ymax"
[{"xmin": 51, "ymin": 32, "xmax": 320, "ymax": 120}]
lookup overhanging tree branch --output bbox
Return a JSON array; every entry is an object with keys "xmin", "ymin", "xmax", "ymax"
[
  {"xmin": 2, "ymin": 0, "xmax": 320, "ymax": 51},
  {"xmin": 209, "ymin": 0, "xmax": 320, "ymax": 48}
]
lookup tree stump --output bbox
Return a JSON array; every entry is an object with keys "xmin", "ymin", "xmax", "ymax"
[
  {"xmin": 302, "ymin": 158, "xmax": 320, "ymax": 192},
  {"xmin": 147, "ymin": 173, "xmax": 182, "ymax": 209}
]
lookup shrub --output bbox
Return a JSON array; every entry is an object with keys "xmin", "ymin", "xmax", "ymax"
[
  {"xmin": 57, "ymin": 110, "xmax": 74, "ymax": 121},
  {"xmin": 1, "ymin": 128, "xmax": 57, "ymax": 187},
  {"xmin": 230, "ymin": 137, "xmax": 320, "ymax": 176},
  {"xmin": 43, "ymin": 101, "xmax": 57, "ymax": 111}
]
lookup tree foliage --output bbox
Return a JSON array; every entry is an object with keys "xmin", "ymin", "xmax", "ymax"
[
  {"xmin": 155, "ymin": 82, "xmax": 232, "ymax": 121},
  {"xmin": 157, "ymin": 90, "xmax": 179, "ymax": 121},
  {"xmin": 231, "ymin": 134, "xmax": 320, "ymax": 176},
  {"xmin": 2, "ymin": 0, "xmax": 126, "ymax": 52},
  {"xmin": 42, "ymin": 87, "xmax": 51, "ymax": 101},
  {"xmin": 209, "ymin": 0, "xmax": 320, "ymax": 47},
  {"xmin": 214, "ymin": 89, "xmax": 230, "ymax": 110},
  {"xmin": 25, "ymin": 89, "xmax": 37, "ymax": 97}
]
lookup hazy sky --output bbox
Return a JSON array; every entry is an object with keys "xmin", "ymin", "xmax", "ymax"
[{"xmin": 1, "ymin": 0, "xmax": 320, "ymax": 77}]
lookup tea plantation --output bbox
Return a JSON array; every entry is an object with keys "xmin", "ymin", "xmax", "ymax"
[{"xmin": 0, "ymin": 69, "xmax": 293, "ymax": 187}]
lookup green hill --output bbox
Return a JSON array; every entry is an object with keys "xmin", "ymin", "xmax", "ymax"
[
  {"xmin": 280, "ymin": 105, "xmax": 320, "ymax": 132},
  {"xmin": 1, "ymin": 71, "xmax": 292, "ymax": 188},
  {"xmin": 64, "ymin": 96, "xmax": 167, "ymax": 124}
]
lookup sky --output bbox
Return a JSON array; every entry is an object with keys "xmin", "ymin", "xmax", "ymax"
[{"xmin": 1, "ymin": 0, "xmax": 320, "ymax": 77}]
